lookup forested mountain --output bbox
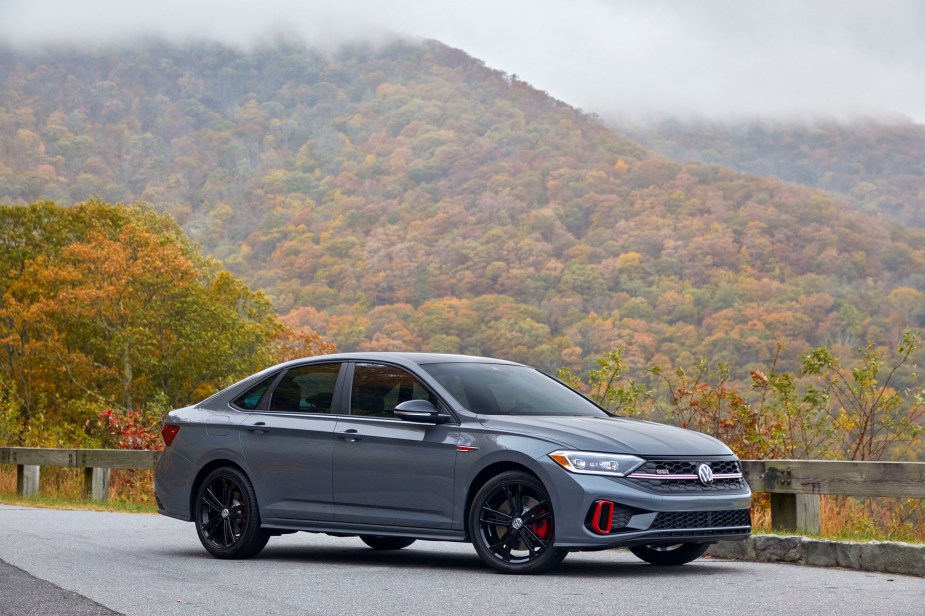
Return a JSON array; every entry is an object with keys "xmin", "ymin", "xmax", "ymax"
[
  {"xmin": 623, "ymin": 119, "xmax": 925, "ymax": 227},
  {"xmin": 1, "ymin": 39, "xmax": 924, "ymax": 377}
]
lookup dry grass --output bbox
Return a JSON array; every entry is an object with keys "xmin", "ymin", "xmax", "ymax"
[
  {"xmin": 748, "ymin": 494, "xmax": 925, "ymax": 544},
  {"xmin": 0, "ymin": 464, "xmax": 156, "ymax": 512},
  {"xmin": 819, "ymin": 495, "xmax": 925, "ymax": 543},
  {"xmin": 0, "ymin": 464, "xmax": 14, "ymax": 493}
]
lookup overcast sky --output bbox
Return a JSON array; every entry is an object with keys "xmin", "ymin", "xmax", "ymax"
[{"xmin": 1, "ymin": 0, "xmax": 923, "ymax": 123}]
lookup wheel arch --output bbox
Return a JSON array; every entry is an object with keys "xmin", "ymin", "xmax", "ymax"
[
  {"xmin": 187, "ymin": 458, "xmax": 251, "ymax": 520},
  {"xmin": 463, "ymin": 460, "xmax": 541, "ymax": 539}
]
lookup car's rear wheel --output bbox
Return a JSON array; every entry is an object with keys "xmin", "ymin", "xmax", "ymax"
[
  {"xmin": 194, "ymin": 467, "xmax": 269, "ymax": 559},
  {"xmin": 629, "ymin": 542, "xmax": 709, "ymax": 566},
  {"xmin": 468, "ymin": 471, "xmax": 567, "ymax": 574},
  {"xmin": 360, "ymin": 536, "xmax": 416, "ymax": 550}
]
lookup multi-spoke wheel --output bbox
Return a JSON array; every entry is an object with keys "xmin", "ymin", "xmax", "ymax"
[
  {"xmin": 194, "ymin": 467, "xmax": 269, "ymax": 559},
  {"xmin": 468, "ymin": 471, "xmax": 567, "ymax": 574},
  {"xmin": 629, "ymin": 542, "xmax": 709, "ymax": 566},
  {"xmin": 360, "ymin": 535, "xmax": 417, "ymax": 550}
]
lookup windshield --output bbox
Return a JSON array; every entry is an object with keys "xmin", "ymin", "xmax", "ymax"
[{"xmin": 421, "ymin": 363, "xmax": 607, "ymax": 417}]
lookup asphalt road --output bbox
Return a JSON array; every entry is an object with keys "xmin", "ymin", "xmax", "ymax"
[{"xmin": 0, "ymin": 504, "xmax": 922, "ymax": 616}]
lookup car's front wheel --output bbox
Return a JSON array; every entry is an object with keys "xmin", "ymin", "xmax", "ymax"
[
  {"xmin": 468, "ymin": 471, "xmax": 567, "ymax": 574},
  {"xmin": 194, "ymin": 467, "xmax": 270, "ymax": 559},
  {"xmin": 629, "ymin": 542, "xmax": 709, "ymax": 566}
]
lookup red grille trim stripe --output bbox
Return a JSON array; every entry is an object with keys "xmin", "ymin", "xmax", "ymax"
[{"xmin": 628, "ymin": 472, "xmax": 743, "ymax": 480}]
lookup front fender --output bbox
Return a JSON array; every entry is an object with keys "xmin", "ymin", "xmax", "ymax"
[{"xmin": 453, "ymin": 431, "xmax": 563, "ymax": 530}]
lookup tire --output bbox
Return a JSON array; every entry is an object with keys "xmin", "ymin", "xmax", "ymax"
[
  {"xmin": 629, "ymin": 542, "xmax": 709, "ymax": 566},
  {"xmin": 360, "ymin": 536, "xmax": 416, "ymax": 550},
  {"xmin": 468, "ymin": 471, "xmax": 568, "ymax": 574},
  {"xmin": 194, "ymin": 466, "xmax": 270, "ymax": 559}
]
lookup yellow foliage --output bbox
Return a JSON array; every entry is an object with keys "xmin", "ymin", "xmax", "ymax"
[{"xmin": 615, "ymin": 252, "xmax": 643, "ymax": 269}]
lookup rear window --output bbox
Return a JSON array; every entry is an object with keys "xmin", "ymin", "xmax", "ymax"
[
  {"xmin": 270, "ymin": 363, "xmax": 342, "ymax": 413},
  {"xmin": 231, "ymin": 375, "xmax": 276, "ymax": 410}
]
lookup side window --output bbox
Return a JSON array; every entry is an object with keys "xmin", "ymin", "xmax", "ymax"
[
  {"xmin": 269, "ymin": 363, "xmax": 341, "ymax": 413},
  {"xmin": 232, "ymin": 375, "xmax": 276, "ymax": 410},
  {"xmin": 350, "ymin": 363, "xmax": 435, "ymax": 418}
]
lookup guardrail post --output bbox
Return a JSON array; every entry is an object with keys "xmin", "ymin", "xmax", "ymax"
[
  {"xmin": 83, "ymin": 467, "xmax": 110, "ymax": 502},
  {"xmin": 16, "ymin": 464, "xmax": 40, "ymax": 497},
  {"xmin": 770, "ymin": 493, "xmax": 820, "ymax": 534}
]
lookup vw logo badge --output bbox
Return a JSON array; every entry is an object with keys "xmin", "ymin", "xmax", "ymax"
[{"xmin": 697, "ymin": 464, "xmax": 714, "ymax": 486}]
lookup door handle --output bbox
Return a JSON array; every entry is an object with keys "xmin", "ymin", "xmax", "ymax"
[
  {"xmin": 247, "ymin": 422, "xmax": 270, "ymax": 434},
  {"xmin": 337, "ymin": 428, "xmax": 360, "ymax": 442}
]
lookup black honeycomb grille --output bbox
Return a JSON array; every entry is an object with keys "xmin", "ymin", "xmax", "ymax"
[
  {"xmin": 635, "ymin": 460, "xmax": 741, "ymax": 475},
  {"xmin": 625, "ymin": 459, "xmax": 749, "ymax": 493},
  {"xmin": 651, "ymin": 509, "xmax": 752, "ymax": 530},
  {"xmin": 612, "ymin": 506, "xmax": 634, "ymax": 529}
]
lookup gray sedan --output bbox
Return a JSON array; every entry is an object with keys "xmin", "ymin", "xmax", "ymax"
[{"xmin": 154, "ymin": 352, "xmax": 751, "ymax": 574}]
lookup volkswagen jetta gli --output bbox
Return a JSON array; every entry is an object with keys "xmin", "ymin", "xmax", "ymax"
[{"xmin": 154, "ymin": 352, "xmax": 751, "ymax": 574}]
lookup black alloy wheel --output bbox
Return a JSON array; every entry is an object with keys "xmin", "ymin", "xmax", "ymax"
[
  {"xmin": 629, "ymin": 542, "xmax": 709, "ymax": 566},
  {"xmin": 468, "ymin": 471, "xmax": 567, "ymax": 574},
  {"xmin": 194, "ymin": 467, "xmax": 269, "ymax": 559},
  {"xmin": 360, "ymin": 536, "xmax": 417, "ymax": 550}
]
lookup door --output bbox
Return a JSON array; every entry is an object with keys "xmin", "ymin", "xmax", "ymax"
[
  {"xmin": 333, "ymin": 362, "xmax": 458, "ymax": 528},
  {"xmin": 239, "ymin": 362, "xmax": 344, "ymax": 521}
]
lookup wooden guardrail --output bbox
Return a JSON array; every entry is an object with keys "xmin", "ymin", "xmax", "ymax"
[
  {"xmin": 2, "ymin": 449, "xmax": 923, "ymax": 533},
  {"xmin": 0, "ymin": 447, "xmax": 161, "ymax": 502},
  {"xmin": 741, "ymin": 459, "xmax": 925, "ymax": 534}
]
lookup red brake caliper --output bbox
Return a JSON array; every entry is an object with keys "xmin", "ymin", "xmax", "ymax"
[{"xmin": 531, "ymin": 509, "xmax": 550, "ymax": 539}]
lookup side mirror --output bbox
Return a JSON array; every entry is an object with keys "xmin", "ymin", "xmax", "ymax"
[{"xmin": 394, "ymin": 399, "xmax": 446, "ymax": 423}]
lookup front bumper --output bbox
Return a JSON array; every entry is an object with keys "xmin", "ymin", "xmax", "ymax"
[{"xmin": 534, "ymin": 456, "xmax": 753, "ymax": 549}]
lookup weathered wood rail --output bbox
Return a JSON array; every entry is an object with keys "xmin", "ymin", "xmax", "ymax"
[
  {"xmin": 741, "ymin": 459, "xmax": 925, "ymax": 534},
  {"xmin": 0, "ymin": 447, "xmax": 161, "ymax": 502},
  {"xmin": 1, "ymin": 448, "xmax": 923, "ymax": 533}
]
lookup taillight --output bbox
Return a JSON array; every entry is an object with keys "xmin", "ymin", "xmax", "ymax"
[{"xmin": 161, "ymin": 424, "xmax": 180, "ymax": 447}]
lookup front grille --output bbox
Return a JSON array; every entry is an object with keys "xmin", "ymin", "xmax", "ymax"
[
  {"xmin": 624, "ymin": 459, "xmax": 749, "ymax": 493},
  {"xmin": 651, "ymin": 509, "xmax": 751, "ymax": 530}
]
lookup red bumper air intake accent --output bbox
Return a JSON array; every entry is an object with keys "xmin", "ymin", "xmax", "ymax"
[{"xmin": 591, "ymin": 500, "xmax": 614, "ymax": 534}]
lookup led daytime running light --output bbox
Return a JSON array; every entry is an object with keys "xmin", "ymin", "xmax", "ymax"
[{"xmin": 548, "ymin": 450, "xmax": 644, "ymax": 477}]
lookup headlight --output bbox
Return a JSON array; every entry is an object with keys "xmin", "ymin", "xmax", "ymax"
[{"xmin": 548, "ymin": 450, "xmax": 644, "ymax": 477}]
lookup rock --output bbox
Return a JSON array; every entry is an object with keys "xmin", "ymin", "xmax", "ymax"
[
  {"xmin": 804, "ymin": 539, "xmax": 837, "ymax": 567},
  {"xmin": 754, "ymin": 535, "xmax": 804, "ymax": 563},
  {"xmin": 706, "ymin": 535, "xmax": 924, "ymax": 577},
  {"xmin": 707, "ymin": 539, "xmax": 754, "ymax": 560},
  {"xmin": 835, "ymin": 541, "xmax": 862, "ymax": 570},
  {"xmin": 861, "ymin": 541, "xmax": 925, "ymax": 577}
]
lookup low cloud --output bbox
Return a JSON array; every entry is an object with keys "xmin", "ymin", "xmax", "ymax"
[{"xmin": 2, "ymin": 0, "xmax": 923, "ymax": 122}]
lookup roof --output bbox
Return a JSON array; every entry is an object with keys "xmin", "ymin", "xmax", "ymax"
[{"xmin": 290, "ymin": 351, "xmax": 523, "ymax": 367}]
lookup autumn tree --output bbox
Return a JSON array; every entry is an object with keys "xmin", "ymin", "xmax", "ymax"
[
  {"xmin": 565, "ymin": 334, "xmax": 923, "ymax": 462},
  {"xmin": 799, "ymin": 331, "xmax": 924, "ymax": 460},
  {"xmin": 0, "ymin": 201, "xmax": 332, "ymax": 441}
]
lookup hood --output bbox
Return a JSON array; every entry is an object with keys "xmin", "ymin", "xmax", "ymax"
[{"xmin": 476, "ymin": 415, "xmax": 734, "ymax": 457}]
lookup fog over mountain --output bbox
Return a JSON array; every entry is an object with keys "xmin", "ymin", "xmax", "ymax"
[{"xmin": 2, "ymin": 0, "xmax": 924, "ymax": 122}]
